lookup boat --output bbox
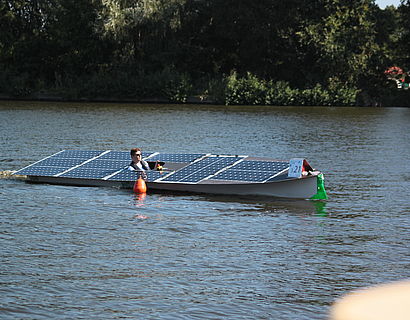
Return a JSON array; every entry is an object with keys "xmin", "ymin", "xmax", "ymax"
[{"xmin": 13, "ymin": 150, "xmax": 327, "ymax": 200}]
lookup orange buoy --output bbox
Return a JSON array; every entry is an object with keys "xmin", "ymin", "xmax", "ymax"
[{"xmin": 133, "ymin": 177, "xmax": 147, "ymax": 194}]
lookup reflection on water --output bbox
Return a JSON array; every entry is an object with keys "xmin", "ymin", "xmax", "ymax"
[
  {"xmin": 134, "ymin": 192, "xmax": 147, "ymax": 205},
  {"xmin": 1, "ymin": 101, "xmax": 409, "ymax": 320},
  {"xmin": 197, "ymin": 193, "xmax": 329, "ymax": 217}
]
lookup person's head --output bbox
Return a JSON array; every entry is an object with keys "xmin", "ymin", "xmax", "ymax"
[{"xmin": 130, "ymin": 148, "xmax": 142, "ymax": 162}]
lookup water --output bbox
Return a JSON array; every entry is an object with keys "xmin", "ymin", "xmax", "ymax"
[{"xmin": 1, "ymin": 101, "xmax": 409, "ymax": 319}]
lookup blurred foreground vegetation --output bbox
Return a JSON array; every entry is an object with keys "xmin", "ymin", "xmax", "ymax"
[{"xmin": 1, "ymin": 0, "xmax": 409, "ymax": 106}]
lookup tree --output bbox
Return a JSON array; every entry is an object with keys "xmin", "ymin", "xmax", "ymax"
[
  {"xmin": 100, "ymin": 0, "xmax": 186, "ymax": 69},
  {"xmin": 298, "ymin": 1, "xmax": 380, "ymax": 84},
  {"xmin": 398, "ymin": 0, "xmax": 410, "ymax": 70}
]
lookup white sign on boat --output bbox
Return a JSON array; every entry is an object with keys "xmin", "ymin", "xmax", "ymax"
[{"xmin": 288, "ymin": 158, "xmax": 304, "ymax": 178}]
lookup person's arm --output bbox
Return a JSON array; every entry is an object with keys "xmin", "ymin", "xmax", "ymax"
[{"xmin": 141, "ymin": 160, "xmax": 150, "ymax": 171}]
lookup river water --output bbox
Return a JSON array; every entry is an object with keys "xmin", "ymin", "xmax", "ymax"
[{"xmin": 0, "ymin": 101, "xmax": 409, "ymax": 319}]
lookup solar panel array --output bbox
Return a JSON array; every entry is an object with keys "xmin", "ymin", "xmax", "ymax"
[
  {"xmin": 14, "ymin": 150, "xmax": 290, "ymax": 184},
  {"xmin": 15, "ymin": 150, "xmax": 150, "ymax": 179},
  {"xmin": 14, "ymin": 150, "xmax": 103, "ymax": 177}
]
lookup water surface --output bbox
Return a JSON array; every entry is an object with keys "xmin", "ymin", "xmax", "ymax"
[{"xmin": 1, "ymin": 101, "xmax": 409, "ymax": 319}]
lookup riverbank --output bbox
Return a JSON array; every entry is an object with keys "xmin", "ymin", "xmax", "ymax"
[
  {"xmin": 1, "ymin": 91, "xmax": 409, "ymax": 107},
  {"xmin": 0, "ymin": 93, "xmax": 216, "ymax": 105},
  {"xmin": 1, "ymin": 71, "xmax": 409, "ymax": 107}
]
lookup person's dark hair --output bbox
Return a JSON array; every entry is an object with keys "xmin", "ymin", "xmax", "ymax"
[{"xmin": 130, "ymin": 148, "xmax": 142, "ymax": 157}]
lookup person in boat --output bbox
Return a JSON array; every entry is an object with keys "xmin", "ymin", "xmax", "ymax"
[{"xmin": 128, "ymin": 148, "xmax": 150, "ymax": 179}]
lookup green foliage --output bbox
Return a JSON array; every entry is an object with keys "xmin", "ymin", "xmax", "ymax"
[
  {"xmin": 265, "ymin": 81, "xmax": 298, "ymax": 106},
  {"xmin": 225, "ymin": 72, "xmax": 267, "ymax": 105},
  {"xmin": 163, "ymin": 72, "xmax": 192, "ymax": 103},
  {"xmin": 0, "ymin": 68, "xmax": 32, "ymax": 97},
  {"xmin": 0, "ymin": 0, "xmax": 409, "ymax": 106},
  {"xmin": 398, "ymin": 0, "xmax": 410, "ymax": 70},
  {"xmin": 224, "ymin": 73, "xmax": 357, "ymax": 106}
]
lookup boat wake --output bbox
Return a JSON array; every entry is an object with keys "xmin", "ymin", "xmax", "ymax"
[{"xmin": 0, "ymin": 170, "xmax": 26, "ymax": 180}]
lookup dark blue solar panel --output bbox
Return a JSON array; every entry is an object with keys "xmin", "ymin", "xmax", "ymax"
[
  {"xmin": 161, "ymin": 157, "xmax": 220, "ymax": 182},
  {"xmin": 14, "ymin": 166, "xmax": 67, "ymax": 176},
  {"xmin": 230, "ymin": 160, "xmax": 288, "ymax": 172},
  {"xmin": 53, "ymin": 150, "xmax": 103, "ymax": 159},
  {"xmin": 162, "ymin": 156, "xmax": 244, "ymax": 183},
  {"xmin": 98, "ymin": 151, "xmax": 129, "ymax": 160},
  {"xmin": 108, "ymin": 170, "xmax": 165, "ymax": 182},
  {"xmin": 33, "ymin": 157, "xmax": 86, "ymax": 167},
  {"xmin": 13, "ymin": 154, "xmax": 88, "ymax": 176},
  {"xmin": 146, "ymin": 153, "xmax": 205, "ymax": 163},
  {"xmin": 79, "ymin": 159, "xmax": 129, "ymax": 169},
  {"xmin": 212, "ymin": 169, "xmax": 276, "ymax": 182},
  {"xmin": 180, "ymin": 157, "xmax": 243, "ymax": 182},
  {"xmin": 59, "ymin": 168, "xmax": 116, "ymax": 179},
  {"xmin": 212, "ymin": 160, "xmax": 289, "ymax": 182}
]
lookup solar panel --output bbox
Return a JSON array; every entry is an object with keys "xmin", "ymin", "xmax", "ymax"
[
  {"xmin": 161, "ymin": 156, "xmax": 244, "ymax": 183},
  {"xmin": 59, "ymin": 168, "xmax": 116, "ymax": 179},
  {"xmin": 180, "ymin": 157, "xmax": 243, "ymax": 183},
  {"xmin": 53, "ymin": 150, "xmax": 103, "ymax": 159},
  {"xmin": 212, "ymin": 160, "xmax": 289, "ymax": 182},
  {"xmin": 160, "ymin": 157, "xmax": 220, "ymax": 182},
  {"xmin": 13, "ymin": 152, "xmax": 90, "ymax": 176},
  {"xmin": 98, "ymin": 151, "xmax": 130, "ymax": 160},
  {"xmin": 13, "ymin": 150, "xmax": 106, "ymax": 177},
  {"xmin": 230, "ymin": 160, "xmax": 288, "ymax": 172},
  {"xmin": 79, "ymin": 159, "xmax": 129, "ymax": 169},
  {"xmin": 146, "ymin": 153, "xmax": 205, "ymax": 163},
  {"xmin": 212, "ymin": 169, "xmax": 276, "ymax": 182},
  {"xmin": 31, "ymin": 157, "xmax": 86, "ymax": 167},
  {"xmin": 15, "ymin": 166, "xmax": 67, "ymax": 176}
]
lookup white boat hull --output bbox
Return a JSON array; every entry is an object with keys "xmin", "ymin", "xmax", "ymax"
[{"xmin": 25, "ymin": 173, "xmax": 322, "ymax": 199}]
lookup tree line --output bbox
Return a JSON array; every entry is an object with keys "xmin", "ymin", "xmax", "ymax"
[{"xmin": 1, "ymin": 0, "xmax": 409, "ymax": 106}]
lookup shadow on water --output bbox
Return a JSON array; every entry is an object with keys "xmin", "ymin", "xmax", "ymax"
[{"xmin": 134, "ymin": 187, "xmax": 328, "ymax": 217}]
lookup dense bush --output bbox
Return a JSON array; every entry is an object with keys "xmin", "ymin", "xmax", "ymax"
[{"xmin": 224, "ymin": 72, "xmax": 358, "ymax": 106}]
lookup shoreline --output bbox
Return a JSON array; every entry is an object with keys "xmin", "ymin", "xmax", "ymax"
[
  {"xmin": 0, "ymin": 93, "xmax": 216, "ymax": 105},
  {"xmin": 1, "ymin": 94, "xmax": 409, "ymax": 108}
]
